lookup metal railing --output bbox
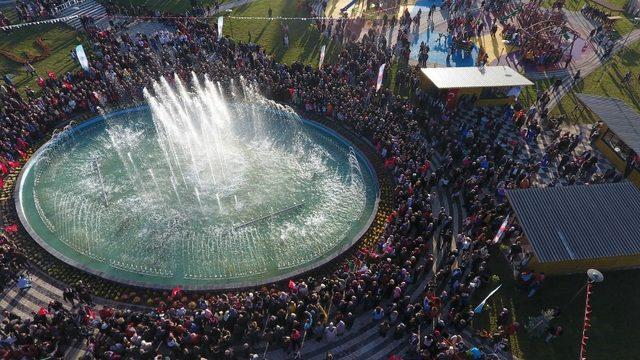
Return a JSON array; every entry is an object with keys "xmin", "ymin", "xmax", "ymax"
[{"xmin": 52, "ymin": 0, "xmax": 87, "ymax": 15}]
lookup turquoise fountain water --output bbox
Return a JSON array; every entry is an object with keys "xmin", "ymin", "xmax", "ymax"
[{"xmin": 16, "ymin": 75, "xmax": 378, "ymax": 289}]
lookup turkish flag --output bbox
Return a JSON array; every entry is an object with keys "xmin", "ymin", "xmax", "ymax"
[
  {"xmin": 4, "ymin": 224, "xmax": 18, "ymax": 233},
  {"xmin": 171, "ymin": 286, "xmax": 182, "ymax": 297}
]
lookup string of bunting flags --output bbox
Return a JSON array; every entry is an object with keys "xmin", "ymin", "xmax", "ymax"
[
  {"xmin": 1, "ymin": 3, "xmax": 407, "ymax": 31},
  {"xmin": 579, "ymin": 282, "xmax": 594, "ymax": 359},
  {"xmin": 1, "ymin": 15, "xmax": 80, "ymax": 30}
]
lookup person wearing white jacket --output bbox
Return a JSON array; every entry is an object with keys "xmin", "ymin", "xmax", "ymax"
[{"xmin": 324, "ymin": 322, "xmax": 337, "ymax": 342}]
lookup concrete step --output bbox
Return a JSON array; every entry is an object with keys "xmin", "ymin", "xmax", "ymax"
[
  {"xmin": 64, "ymin": 340, "xmax": 88, "ymax": 360},
  {"xmin": 58, "ymin": 0, "xmax": 107, "ymax": 30}
]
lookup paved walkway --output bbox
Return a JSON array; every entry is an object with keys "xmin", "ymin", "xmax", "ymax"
[
  {"xmin": 393, "ymin": 0, "xmax": 640, "ymax": 186},
  {"xmin": 528, "ymin": 27, "xmax": 640, "ymax": 162},
  {"xmin": 390, "ymin": 0, "xmax": 636, "ymax": 83},
  {"xmin": 383, "ymin": 0, "xmax": 599, "ymax": 69},
  {"xmin": 446, "ymin": 27, "xmax": 640, "ymax": 187},
  {"xmin": 0, "ymin": 269, "xmax": 88, "ymax": 358}
]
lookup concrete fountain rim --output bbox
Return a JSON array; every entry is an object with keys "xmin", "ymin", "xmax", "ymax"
[{"xmin": 14, "ymin": 105, "xmax": 381, "ymax": 291}]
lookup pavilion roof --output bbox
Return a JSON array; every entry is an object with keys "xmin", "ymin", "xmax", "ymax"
[
  {"xmin": 506, "ymin": 183, "xmax": 640, "ymax": 263},
  {"xmin": 578, "ymin": 93, "xmax": 640, "ymax": 155},
  {"xmin": 420, "ymin": 66, "xmax": 533, "ymax": 89}
]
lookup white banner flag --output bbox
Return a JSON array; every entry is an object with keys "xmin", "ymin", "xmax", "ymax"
[
  {"xmin": 217, "ymin": 16, "xmax": 224, "ymax": 41},
  {"xmin": 75, "ymin": 44, "xmax": 89, "ymax": 71},
  {"xmin": 473, "ymin": 284, "xmax": 502, "ymax": 314},
  {"xmin": 375, "ymin": 63, "xmax": 386, "ymax": 92},
  {"xmin": 319, "ymin": 45, "xmax": 326, "ymax": 68}
]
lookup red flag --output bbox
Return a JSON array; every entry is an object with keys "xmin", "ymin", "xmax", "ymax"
[
  {"xmin": 288, "ymin": 280, "xmax": 296, "ymax": 290},
  {"xmin": 86, "ymin": 306, "xmax": 96, "ymax": 319},
  {"xmin": 171, "ymin": 286, "xmax": 182, "ymax": 297},
  {"xmin": 8, "ymin": 161, "xmax": 20, "ymax": 168},
  {"xmin": 4, "ymin": 224, "xmax": 18, "ymax": 233},
  {"xmin": 37, "ymin": 308, "xmax": 49, "ymax": 316}
]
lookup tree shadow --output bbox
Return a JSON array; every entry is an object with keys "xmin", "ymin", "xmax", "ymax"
[
  {"xmin": 296, "ymin": 28, "xmax": 321, "ymax": 63},
  {"xmin": 253, "ymin": 21, "xmax": 270, "ymax": 43}
]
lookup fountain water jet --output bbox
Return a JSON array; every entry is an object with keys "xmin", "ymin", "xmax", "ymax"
[
  {"xmin": 92, "ymin": 158, "xmax": 109, "ymax": 207},
  {"xmin": 16, "ymin": 74, "xmax": 379, "ymax": 289}
]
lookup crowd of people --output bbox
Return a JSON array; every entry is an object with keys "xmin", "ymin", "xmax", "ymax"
[
  {"xmin": 509, "ymin": 3, "xmax": 569, "ymax": 66},
  {"xmin": 102, "ymin": 0, "xmax": 224, "ymax": 19},
  {"xmin": 581, "ymin": 3, "xmax": 617, "ymax": 28},
  {"xmin": 0, "ymin": 1, "xmax": 627, "ymax": 359},
  {"xmin": 384, "ymin": 0, "xmax": 573, "ymax": 68},
  {"xmin": 9, "ymin": 0, "xmax": 66, "ymax": 24}
]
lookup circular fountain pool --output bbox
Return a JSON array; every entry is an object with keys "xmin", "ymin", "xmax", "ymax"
[{"xmin": 16, "ymin": 78, "xmax": 378, "ymax": 290}]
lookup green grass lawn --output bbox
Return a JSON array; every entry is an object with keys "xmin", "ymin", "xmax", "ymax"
[
  {"xmin": 547, "ymin": 0, "xmax": 627, "ymax": 12},
  {"xmin": 551, "ymin": 39, "xmax": 640, "ymax": 123},
  {"xmin": 0, "ymin": 24, "xmax": 83, "ymax": 91},
  {"xmin": 472, "ymin": 248, "xmax": 640, "ymax": 360},
  {"xmin": 519, "ymin": 79, "xmax": 552, "ymax": 108},
  {"xmin": 219, "ymin": 0, "xmax": 341, "ymax": 66}
]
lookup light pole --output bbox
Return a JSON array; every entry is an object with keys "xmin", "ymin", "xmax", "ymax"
[
  {"xmin": 579, "ymin": 269, "xmax": 604, "ymax": 360},
  {"xmin": 528, "ymin": 269, "xmax": 604, "ymax": 343},
  {"xmin": 586, "ymin": 268, "xmax": 604, "ymax": 283}
]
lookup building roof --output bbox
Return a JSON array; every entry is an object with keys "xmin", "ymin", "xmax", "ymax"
[
  {"xmin": 578, "ymin": 94, "xmax": 640, "ymax": 155},
  {"xmin": 506, "ymin": 183, "xmax": 640, "ymax": 263},
  {"xmin": 420, "ymin": 66, "xmax": 533, "ymax": 89}
]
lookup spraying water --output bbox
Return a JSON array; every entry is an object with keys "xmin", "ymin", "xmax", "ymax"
[
  {"xmin": 18, "ymin": 74, "xmax": 378, "ymax": 289},
  {"xmin": 214, "ymin": 193, "xmax": 222, "ymax": 213}
]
